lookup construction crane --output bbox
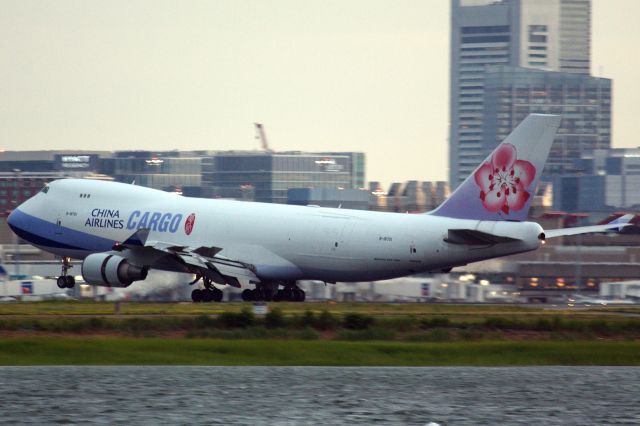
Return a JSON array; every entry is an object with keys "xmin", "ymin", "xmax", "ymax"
[{"xmin": 254, "ymin": 123, "xmax": 273, "ymax": 152}]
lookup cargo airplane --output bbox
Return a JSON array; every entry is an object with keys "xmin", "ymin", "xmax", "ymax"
[{"xmin": 8, "ymin": 115, "xmax": 632, "ymax": 302}]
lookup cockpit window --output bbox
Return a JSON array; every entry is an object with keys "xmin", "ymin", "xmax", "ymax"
[{"xmin": 40, "ymin": 185, "xmax": 49, "ymax": 194}]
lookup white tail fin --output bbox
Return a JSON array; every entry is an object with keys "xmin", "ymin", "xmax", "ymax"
[{"xmin": 431, "ymin": 114, "xmax": 562, "ymax": 221}]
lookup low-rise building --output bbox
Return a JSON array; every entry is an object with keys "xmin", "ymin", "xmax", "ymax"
[
  {"xmin": 204, "ymin": 151, "xmax": 364, "ymax": 204},
  {"xmin": 553, "ymin": 148, "xmax": 640, "ymax": 212}
]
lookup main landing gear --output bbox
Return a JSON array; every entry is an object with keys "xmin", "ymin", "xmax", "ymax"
[
  {"xmin": 241, "ymin": 281, "xmax": 306, "ymax": 302},
  {"xmin": 190, "ymin": 276, "xmax": 223, "ymax": 303},
  {"xmin": 56, "ymin": 256, "xmax": 75, "ymax": 289},
  {"xmin": 188, "ymin": 275, "xmax": 307, "ymax": 303}
]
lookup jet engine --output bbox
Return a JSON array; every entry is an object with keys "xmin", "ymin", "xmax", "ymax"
[{"xmin": 81, "ymin": 253, "xmax": 148, "ymax": 287}]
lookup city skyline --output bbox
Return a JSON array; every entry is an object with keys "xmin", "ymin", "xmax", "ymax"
[{"xmin": 1, "ymin": 0, "xmax": 638, "ymax": 186}]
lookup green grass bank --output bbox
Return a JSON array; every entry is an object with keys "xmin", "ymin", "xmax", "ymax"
[
  {"xmin": 2, "ymin": 302, "xmax": 640, "ymax": 365},
  {"xmin": 0, "ymin": 300, "xmax": 547, "ymax": 316},
  {"xmin": 1, "ymin": 338, "xmax": 639, "ymax": 366},
  {"xmin": 3, "ymin": 305, "xmax": 640, "ymax": 340}
]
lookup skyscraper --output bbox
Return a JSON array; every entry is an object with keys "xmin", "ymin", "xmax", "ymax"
[
  {"xmin": 449, "ymin": 0, "xmax": 593, "ymax": 187},
  {"xmin": 482, "ymin": 66, "xmax": 610, "ymax": 175}
]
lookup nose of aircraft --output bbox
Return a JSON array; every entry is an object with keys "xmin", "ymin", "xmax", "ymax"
[
  {"xmin": 7, "ymin": 203, "xmax": 33, "ymax": 244},
  {"xmin": 7, "ymin": 194, "xmax": 33, "ymax": 234},
  {"xmin": 7, "ymin": 206, "xmax": 21, "ymax": 235},
  {"xmin": 8, "ymin": 207, "xmax": 17, "ymax": 228}
]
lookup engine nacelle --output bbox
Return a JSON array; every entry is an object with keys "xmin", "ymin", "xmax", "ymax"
[{"xmin": 81, "ymin": 253, "xmax": 148, "ymax": 287}]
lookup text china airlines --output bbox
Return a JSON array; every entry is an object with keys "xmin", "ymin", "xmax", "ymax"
[{"xmin": 85, "ymin": 209, "xmax": 186, "ymax": 233}]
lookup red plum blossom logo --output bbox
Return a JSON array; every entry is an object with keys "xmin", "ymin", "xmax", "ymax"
[
  {"xmin": 474, "ymin": 143, "xmax": 536, "ymax": 215},
  {"xmin": 184, "ymin": 213, "xmax": 196, "ymax": 235}
]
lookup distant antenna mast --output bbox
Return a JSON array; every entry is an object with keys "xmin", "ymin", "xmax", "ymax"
[{"xmin": 254, "ymin": 123, "xmax": 273, "ymax": 152}]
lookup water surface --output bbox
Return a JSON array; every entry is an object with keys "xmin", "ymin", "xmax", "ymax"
[{"xmin": 1, "ymin": 367, "xmax": 639, "ymax": 425}]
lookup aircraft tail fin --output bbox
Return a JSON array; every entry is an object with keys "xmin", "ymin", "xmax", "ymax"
[{"xmin": 430, "ymin": 114, "xmax": 561, "ymax": 221}]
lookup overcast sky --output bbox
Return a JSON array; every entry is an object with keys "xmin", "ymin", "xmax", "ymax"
[{"xmin": 1, "ymin": 0, "xmax": 638, "ymax": 186}]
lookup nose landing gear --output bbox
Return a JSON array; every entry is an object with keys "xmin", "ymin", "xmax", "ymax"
[{"xmin": 56, "ymin": 257, "xmax": 75, "ymax": 289}]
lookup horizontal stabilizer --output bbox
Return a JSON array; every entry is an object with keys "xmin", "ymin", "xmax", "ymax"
[
  {"xmin": 544, "ymin": 214, "xmax": 634, "ymax": 239},
  {"xmin": 444, "ymin": 229, "xmax": 521, "ymax": 245}
]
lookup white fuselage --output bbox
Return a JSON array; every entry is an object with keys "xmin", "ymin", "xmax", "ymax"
[{"xmin": 10, "ymin": 179, "xmax": 544, "ymax": 283}]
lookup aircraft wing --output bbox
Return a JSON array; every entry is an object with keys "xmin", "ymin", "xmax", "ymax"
[
  {"xmin": 544, "ymin": 214, "xmax": 634, "ymax": 239},
  {"xmin": 114, "ymin": 229, "xmax": 259, "ymax": 287}
]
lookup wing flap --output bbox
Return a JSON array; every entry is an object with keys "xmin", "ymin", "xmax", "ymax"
[
  {"xmin": 193, "ymin": 246, "xmax": 223, "ymax": 258},
  {"xmin": 116, "ymin": 230, "xmax": 259, "ymax": 287}
]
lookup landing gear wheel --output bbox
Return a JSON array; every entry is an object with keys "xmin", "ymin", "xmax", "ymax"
[
  {"xmin": 64, "ymin": 275, "xmax": 75, "ymax": 288},
  {"xmin": 191, "ymin": 289, "xmax": 204, "ymax": 303},
  {"xmin": 202, "ymin": 290, "xmax": 214, "ymax": 302},
  {"xmin": 241, "ymin": 289, "xmax": 253, "ymax": 302},
  {"xmin": 241, "ymin": 289, "xmax": 253, "ymax": 301},
  {"xmin": 294, "ymin": 289, "xmax": 306, "ymax": 302},
  {"xmin": 253, "ymin": 288, "xmax": 264, "ymax": 302},
  {"xmin": 262, "ymin": 288, "xmax": 273, "ymax": 302},
  {"xmin": 57, "ymin": 275, "xmax": 75, "ymax": 289},
  {"xmin": 272, "ymin": 290, "xmax": 282, "ymax": 302},
  {"xmin": 212, "ymin": 288, "xmax": 223, "ymax": 302},
  {"xmin": 284, "ymin": 288, "xmax": 296, "ymax": 302}
]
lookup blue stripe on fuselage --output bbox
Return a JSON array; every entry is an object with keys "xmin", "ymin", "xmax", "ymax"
[{"xmin": 8, "ymin": 209, "xmax": 115, "ymax": 254}]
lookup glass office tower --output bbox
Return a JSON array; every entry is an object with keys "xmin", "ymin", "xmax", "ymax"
[
  {"xmin": 482, "ymin": 66, "xmax": 611, "ymax": 176},
  {"xmin": 449, "ymin": 0, "xmax": 593, "ymax": 187}
]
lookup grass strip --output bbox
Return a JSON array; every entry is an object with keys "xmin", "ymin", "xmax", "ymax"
[
  {"xmin": 3, "ymin": 310, "xmax": 640, "ymax": 337},
  {"xmin": 0, "ymin": 301, "xmax": 550, "ymax": 316},
  {"xmin": 0, "ymin": 338, "xmax": 639, "ymax": 366}
]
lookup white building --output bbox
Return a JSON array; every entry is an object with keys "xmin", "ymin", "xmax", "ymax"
[
  {"xmin": 330, "ymin": 276, "xmax": 520, "ymax": 303},
  {"xmin": 600, "ymin": 280, "xmax": 640, "ymax": 300}
]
